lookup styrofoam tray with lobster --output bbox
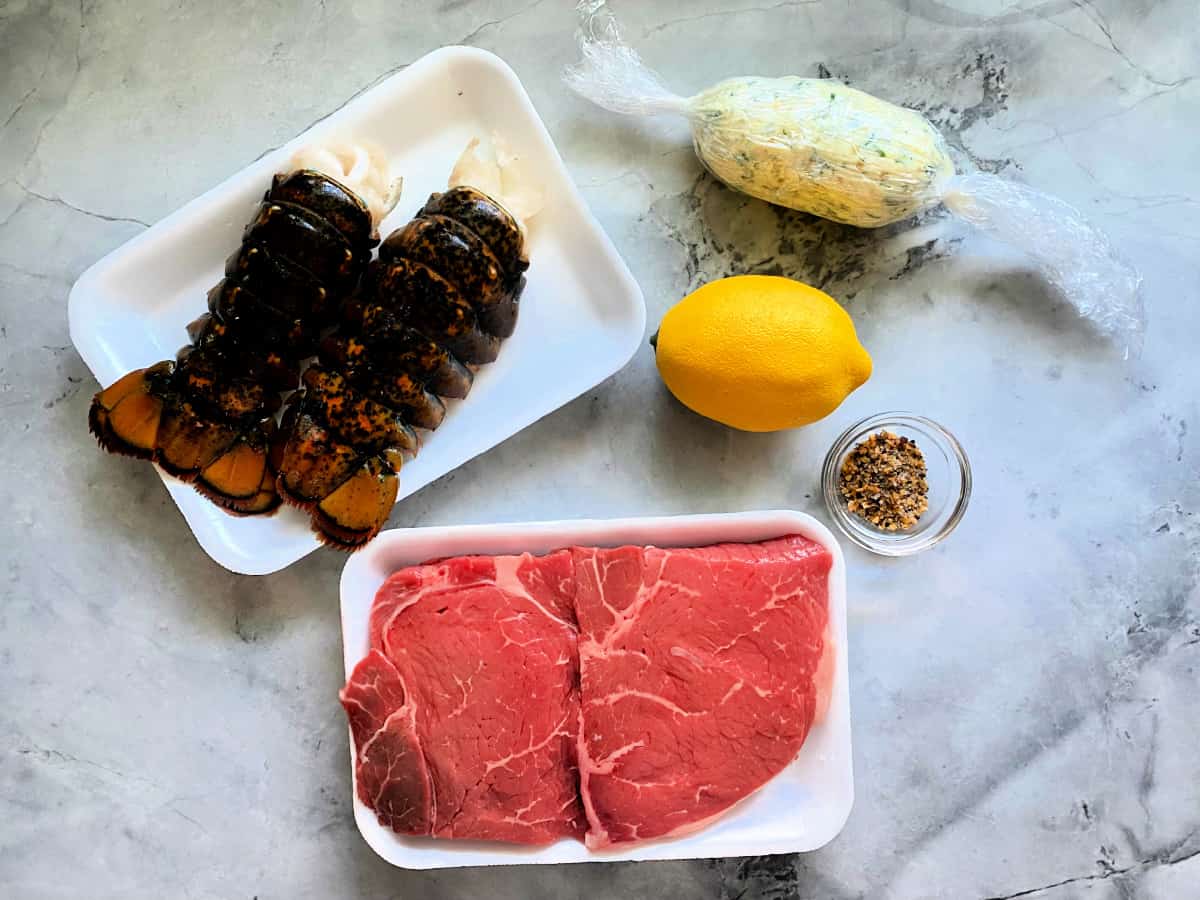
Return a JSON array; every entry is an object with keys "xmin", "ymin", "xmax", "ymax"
[
  {"xmin": 339, "ymin": 510, "xmax": 854, "ymax": 868},
  {"xmin": 68, "ymin": 47, "xmax": 646, "ymax": 574}
]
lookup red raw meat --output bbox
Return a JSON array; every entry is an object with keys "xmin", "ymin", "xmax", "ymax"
[
  {"xmin": 343, "ymin": 551, "xmax": 585, "ymax": 844},
  {"xmin": 341, "ymin": 534, "xmax": 833, "ymax": 848},
  {"xmin": 572, "ymin": 536, "xmax": 832, "ymax": 848},
  {"xmin": 340, "ymin": 649, "xmax": 432, "ymax": 834}
]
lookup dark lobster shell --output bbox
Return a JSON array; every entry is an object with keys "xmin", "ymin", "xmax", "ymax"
[
  {"xmin": 271, "ymin": 185, "xmax": 529, "ymax": 549},
  {"xmin": 224, "ymin": 242, "xmax": 329, "ymax": 322},
  {"xmin": 418, "ymin": 186, "xmax": 527, "ymax": 273},
  {"xmin": 362, "ymin": 259, "xmax": 500, "ymax": 364},
  {"xmin": 268, "ymin": 170, "xmax": 376, "ymax": 248},
  {"xmin": 88, "ymin": 168, "xmax": 379, "ymax": 516}
]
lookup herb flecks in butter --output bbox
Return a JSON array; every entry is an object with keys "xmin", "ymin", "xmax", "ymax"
[{"xmin": 686, "ymin": 77, "xmax": 955, "ymax": 227}]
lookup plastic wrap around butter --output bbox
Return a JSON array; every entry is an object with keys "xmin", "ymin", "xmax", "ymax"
[
  {"xmin": 564, "ymin": 4, "xmax": 1145, "ymax": 357},
  {"xmin": 690, "ymin": 76, "xmax": 954, "ymax": 226}
]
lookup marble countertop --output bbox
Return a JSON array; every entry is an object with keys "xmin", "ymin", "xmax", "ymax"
[{"xmin": 2, "ymin": 1, "xmax": 1197, "ymax": 897}]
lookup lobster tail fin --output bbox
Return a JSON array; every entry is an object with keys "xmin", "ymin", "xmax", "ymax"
[
  {"xmin": 155, "ymin": 400, "xmax": 240, "ymax": 481},
  {"xmin": 88, "ymin": 363, "xmax": 173, "ymax": 459},
  {"xmin": 194, "ymin": 420, "xmax": 281, "ymax": 516},
  {"xmin": 311, "ymin": 454, "xmax": 399, "ymax": 550}
]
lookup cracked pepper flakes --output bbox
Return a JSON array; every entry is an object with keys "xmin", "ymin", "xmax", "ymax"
[{"xmin": 839, "ymin": 431, "xmax": 929, "ymax": 531}]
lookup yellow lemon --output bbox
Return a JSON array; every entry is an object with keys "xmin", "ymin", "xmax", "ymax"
[{"xmin": 654, "ymin": 275, "xmax": 872, "ymax": 432}]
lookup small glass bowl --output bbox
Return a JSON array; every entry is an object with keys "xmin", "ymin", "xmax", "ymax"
[{"xmin": 821, "ymin": 413, "xmax": 971, "ymax": 556}]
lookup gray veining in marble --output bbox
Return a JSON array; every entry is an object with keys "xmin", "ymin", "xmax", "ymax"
[{"xmin": 2, "ymin": 1, "xmax": 1198, "ymax": 898}]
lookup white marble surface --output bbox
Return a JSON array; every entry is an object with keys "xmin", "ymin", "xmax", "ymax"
[{"xmin": 2, "ymin": 1, "xmax": 1198, "ymax": 897}]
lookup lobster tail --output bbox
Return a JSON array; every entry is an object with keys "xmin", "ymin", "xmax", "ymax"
[
  {"xmin": 89, "ymin": 140, "xmax": 534, "ymax": 553},
  {"xmin": 275, "ymin": 184, "xmax": 528, "ymax": 548},
  {"xmin": 88, "ymin": 163, "xmax": 383, "ymax": 516}
]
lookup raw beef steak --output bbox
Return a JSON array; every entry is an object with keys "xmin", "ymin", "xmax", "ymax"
[
  {"xmin": 342, "ymin": 534, "xmax": 833, "ymax": 848},
  {"xmin": 572, "ymin": 536, "xmax": 832, "ymax": 847},
  {"xmin": 342, "ymin": 551, "xmax": 586, "ymax": 844}
]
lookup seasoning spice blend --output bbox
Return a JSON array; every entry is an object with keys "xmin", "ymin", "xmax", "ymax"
[{"xmin": 838, "ymin": 431, "xmax": 930, "ymax": 531}]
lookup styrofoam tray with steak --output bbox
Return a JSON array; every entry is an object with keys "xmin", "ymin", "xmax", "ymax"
[{"xmin": 338, "ymin": 510, "xmax": 853, "ymax": 868}]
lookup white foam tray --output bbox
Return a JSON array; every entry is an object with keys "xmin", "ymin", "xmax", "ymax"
[
  {"xmin": 68, "ymin": 47, "xmax": 646, "ymax": 574},
  {"xmin": 340, "ymin": 510, "xmax": 853, "ymax": 868}
]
